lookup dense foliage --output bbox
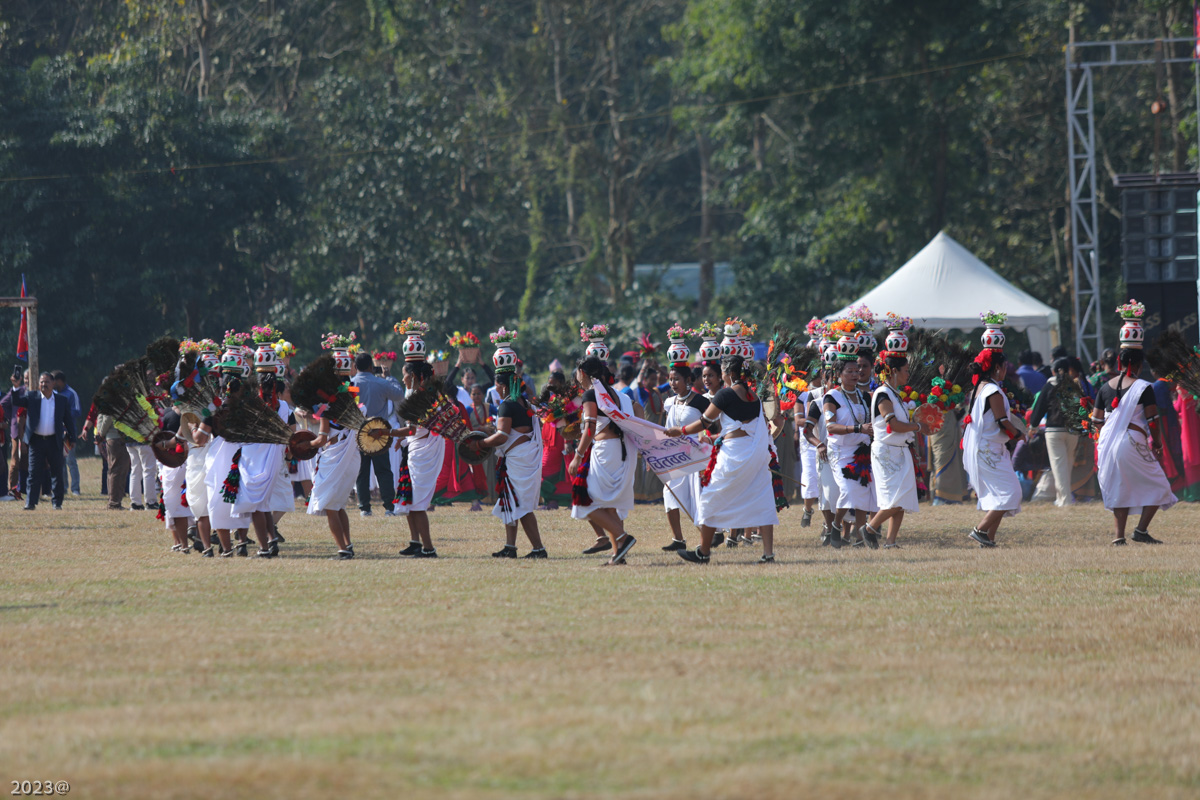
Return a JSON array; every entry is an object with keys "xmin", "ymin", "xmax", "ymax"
[{"xmin": 1, "ymin": 0, "xmax": 1195, "ymax": 394}]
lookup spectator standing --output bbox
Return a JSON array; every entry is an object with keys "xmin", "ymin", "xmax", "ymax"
[
  {"xmin": 350, "ymin": 352, "xmax": 406, "ymax": 516},
  {"xmin": 1016, "ymin": 350, "xmax": 1048, "ymax": 394},
  {"xmin": 52, "ymin": 370, "xmax": 82, "ymax": 496},
  {"xmin": 11, "ymin": 371, "xmax": 76, "ymax": 510},
  {"xmin": 96, "ymin": 412, "xmax": 130, "ymax": 509},
  {"xmin": 126, "ymin": 433, "xmax": 156, "ymax": 510}
]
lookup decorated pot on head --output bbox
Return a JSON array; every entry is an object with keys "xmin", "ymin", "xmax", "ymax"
[
  {"xmin": 197, "ymin": 338, "xmax": 221, "ymax": 371},
  {"xmin": 665, "ymin": 323, "xmax": 691, "ymax": 367},
  {"xmin": 321, "ymin": 331, "xmax": 357, "ymax": 376},
  {"xmin": 580, "ymin": 323, "xmax": 611, "ymax": 361},
  {"xmin": 393, "ymin": 319, "xmax": 429, "ymax": 364},
  {"xmin": 490, "ymin": 327, "xmax": 519, "ymax": 370},
  {"xmin": 822, "ymin": 343, "xmax": 840, "ymax": 368},
  {"xmin": 883, "ymin": 313, "xmax": 912, "ymax": 354},
  {"xmin": 979, "ymin": 311, "xmax": 1007, "ymax": 350},
  {"xmin": 719, "ymin": 320, "xmax": 741, "ymax": 358},
  {"xmin": 805, "ymin": 317, "xmax": 829, "ymax": 351},
  {"xmin": 221, "ymin": 331, "xmax": 252, "ymax": 376},
  {"xmin": 695, "ymin": 321, "xmax": 721, "ymax": 362},
  {"xmin": 1116, "ymin": 299, "xmax": 1145, "ymax": 349},
  {"xmin": 251, "ymin": 325, "xmax": 283, "ymax": 374},
  {"xmin": 854, "ymin": 329, "xmax": 877, "ymax": 356},
  {"xmin": 835, "ymin": 334, "xmax": 860, "ymax": 361}
]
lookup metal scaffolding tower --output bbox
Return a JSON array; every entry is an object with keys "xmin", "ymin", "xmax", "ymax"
[{"xmin": 1065, "ymin": 37, "xmax": 1197, "ymax": 362}]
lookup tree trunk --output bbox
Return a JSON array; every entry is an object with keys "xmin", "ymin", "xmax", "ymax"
[
  {"xmin": 195, "ymin": 0, "xmax": 212, "ymax": 101},
  {"xmin": 1159, "ymin": 9, "xmax": 1188, "ymax": 171},
  {"xmin": 604, "ymin": 8, "xmax": 632, "ymax": 293},
  {"xmin": 697, "ymin": 130, "xmax": 714, "ymax": 316},
  {"xmin": 752, "ymin": 114, "xmax": 766, "ymax": 172}
]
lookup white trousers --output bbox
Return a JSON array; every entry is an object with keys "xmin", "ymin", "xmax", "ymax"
[{"xmin": 126, "ymin": 444, "xmax": 156, "ymax": 504}]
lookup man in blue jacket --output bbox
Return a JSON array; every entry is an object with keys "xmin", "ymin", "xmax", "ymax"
[{"xmin": 11, "ymin": 371, "xmax": 76, "ymax": 510}]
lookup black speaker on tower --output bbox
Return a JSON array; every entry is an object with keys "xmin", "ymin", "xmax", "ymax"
[{"xmin": 1115, "ymin": 174, "xmax": 1200, "ymax": 347}]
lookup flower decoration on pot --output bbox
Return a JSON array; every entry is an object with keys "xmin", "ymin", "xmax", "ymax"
[
  {"xmin": 222, "ymin": 330, "xmax": 252, "ymax": 348},
  {"xmin": 274, "ymin": 340, "xmax": 296, "ymax": 359},
  {"xmin": 372, "ymin": 351, "xmax": 397, "ymax": 363},
  {"xmin": 180, "ymin": 339, "xmax": 202, "ymax": 355},
  {"xmin": 579, "ymin": 323, "xmax": 610, "ymax": 342},
  {"xmin": 251, "ymin": 324, "xmax": 283, "ymax": 344},
  {"xmin": 320, "ymin": 331, "xmax": 357, "ymax": 350}
]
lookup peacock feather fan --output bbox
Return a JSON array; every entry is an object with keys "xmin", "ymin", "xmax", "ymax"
[
  {"xmin": 1053, "ymin": 376, "xmax": 1091, "ymax": 437},
  {"xmin": 1148, "ymin": 330, "xmax": 1200, "ymax": 398},
  {"xmin": 905, "ymin": 328, "xmax": 974, "ymax": 397},
  {"xmin": 145, "ymin": 336, "xmax": 181, "ymax": 380},
  {"xmin": 759, "ymin": 325, "xmax": 816, "ymax": 402},
  {"xmin": 396, "ymin": 379, "xmax": 449, "ymax": 426},
  {"xmin": 213, "ymin": 394, "xmax": 293, "ymax": 445},
  {"xmin": 170, "ymin": 350, "xmax": 222, "ymax": 419},
  {"xmin": 95, "ymin": 366, "xmax": 160, "ymax": 443},
  {"xmin": 292, "ymin": 353, "xmax": 367, "ymax": 430}
]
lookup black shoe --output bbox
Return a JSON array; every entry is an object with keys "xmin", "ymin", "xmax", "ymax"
[
  {"xmin": 968, "ymin": 529, "xmax": 994, "ymax": 548},
  {"xmin": 22, "ymin": 504, "xmax": 35, "ymax": 511},
  {"xmin": 582, "ymin": 540, "xmax": 612, "ymax": 555},
  {"xmin": 335, "ymin": 549, "xmax": 354, "ymax": 560},
  {"xmin": 758, "ymin": 554, "xmax": 775, "ymax": 563},
  {"xmin": 346, "ymin": 542, "xmax": 355, "ymax": 553},
  {"xmin": 710, "ymin": 532, "xmax": 726, "ymax": 548},
  {"xmin": 523, "ymin": 548, "xmax": 548, "ymax": 559},
  {"xmin": 220, "ymin": 548, "xmax": 234, "ymax": 558},
  {"xmin": 146, "ymin": 502, "xmax": 160, "ymax": 510},
  {"xmin": 52, "ymin": 504, "xmax": 63, "ymax": 510},
  {"xmin": 131, "ymin": 503, "xmax": 145, "ymax": 511},
  {"xmin": 679, "ymin": 547, "xmax": 710, "ymax": 564},
  {"xmin": 255, "ymin": 549, "xmax": 275, "ymax": 558},
  {"xmin": 1111, "ymin": 537, "xmax": 1127, "ymax": 546},
  {"xmin": 726, "ymin": 535, "xmax": 738, "ymax": 548},
  {"xmin": 492, "ymin": 545, "xmax": 518, "ymax": 558},
  {"xmin": 612, "ymin": 534, "xmax": 637, "ymax": 562},
  {"xmin": 828, "ymin": 532, "xmax": 847, "ymax": 549},
  {"xmin": 399, "ymin": 541, "xmax": 422, "ymax": 557},
  {"xmin": 1131, "ymin": 529, "xmax": 1162, "ymax": 544},
  {"xmin": 862, "ymin": 526, "xmax": 880, "ymax": 549},
  {"xmin": 268, "ymin": 541, "xmax": 279, "ymax": 557},
  {"xmin": 414, "ymin": 548, "xmax": 438, "ymax": 558},
  {"xmin": 201, "ymin": 547, "xmax": 214, "ymax": 558},
  {"xmin": 236, "ymin": 543, "xmax": 248, "ymax": 557},
  {"xmin": 662, "ymin": 539, "xmax": 687, "ymax": 552},
  {"xmin": 272, "ymin": 532, "xmax": 286, "ymax": 544}
]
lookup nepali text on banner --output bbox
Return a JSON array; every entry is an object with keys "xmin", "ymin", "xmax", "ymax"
[{"xmin": 593, "ymin": 389, "xmax": 712, "ymax": 481}]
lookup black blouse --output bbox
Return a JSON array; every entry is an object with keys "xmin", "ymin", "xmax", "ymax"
[
  {"xmin": 712, "ymin": 387, "xmax": 760, "ymax": 423},
  {"xmin": 498, "ymin": 399, "xmax": 532, "ymax": 429}
]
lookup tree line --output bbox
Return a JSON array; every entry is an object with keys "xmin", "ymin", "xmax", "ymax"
[{"xmin": 0, "ymin": 0, "xmax": 1194, "ymax": 395}]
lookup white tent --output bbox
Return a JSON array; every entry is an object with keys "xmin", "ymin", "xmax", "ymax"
[{"xmin": 827, "ymin": 231, "xmax": 1061, "ymax": 358}]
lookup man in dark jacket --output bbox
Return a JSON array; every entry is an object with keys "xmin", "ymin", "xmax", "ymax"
[{"xmin": 11, "ymin": 371, "xmax": 76, "ymax": 510}]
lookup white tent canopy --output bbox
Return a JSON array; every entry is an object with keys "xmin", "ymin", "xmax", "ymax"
[{"xmin": 827, "ymin": 231, "xmax": 1061, "ymax": 358}]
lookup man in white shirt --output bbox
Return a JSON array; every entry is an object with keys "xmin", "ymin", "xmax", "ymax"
[{"xmin": 11, "ymin": 371, "xmax": 75, "ymax": 510}]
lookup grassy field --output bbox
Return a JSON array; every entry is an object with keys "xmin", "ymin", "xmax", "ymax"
[{"xmin": 3, "ymin": 458, "xmax": 1199, "ymax": 799}]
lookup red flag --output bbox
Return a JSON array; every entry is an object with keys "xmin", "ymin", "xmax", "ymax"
[
  {"xmin": 1195, "ymin": 6, "xmax": 1200, "ymax": 58},
  {"xmin": 16, "ymin": 274, "xmax": 28, "ymax": 362}
]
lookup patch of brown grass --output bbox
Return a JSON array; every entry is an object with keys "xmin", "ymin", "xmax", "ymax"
[{"xmin": 2, "ymin": 458, "xmax": 1199, "ymax": 798}]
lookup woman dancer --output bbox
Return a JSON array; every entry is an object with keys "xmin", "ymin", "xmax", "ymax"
[
  {"xmin": 395, "ymin": 357, "xmax": 446, "ymax": 558},
  {"xmin": 661, "ymin": 355, "xmax": 708, "ymax": 552},
  {"xmin": 823, "ymin": 336, "xmax": 876, "ymax": 548},
  {"xmin": 306, "ymin": 412, "xmax": 362, "ymax": 559},
  {"xmin": 1092, "ymin": 302, "xmax": 1175, "ymax": 544},
  {"xmin": 803, "ymin": 345, "xmax": 842, "ymax": 544},
  {"xmin": 197, "ymin": 363, "xmax": 249, "ymax": 557},
  {"xmin": 570, "ymin": 354, "xmax": 638, "ymax": 565},
  {"xmin": 961, "ymin": 317, "xmax": 1022, "ymax": 548},
  {"xmin": 482, "ymin": 330, "xmax": 546, "ymax": 558},
  {"xmin": 665, "ymin": 351, "xmax": 781, "ymax": 563},
  {"xmin": 861, "ymin": 343, "xmax": 923, "ymax": 549},
  {"xmin": 159, "ymin": 404, "xmax": 195, "ymax": 552}
]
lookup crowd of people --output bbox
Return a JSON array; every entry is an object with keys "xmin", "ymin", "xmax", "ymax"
[{"xmin": 10, "ymin": 299, "xmax": 1196, "ymax": 560}]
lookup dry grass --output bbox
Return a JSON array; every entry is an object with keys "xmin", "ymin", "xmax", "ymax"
[{"xmin": 2, "ymin": 458, "xmax": 1199, "ymax": 799}]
